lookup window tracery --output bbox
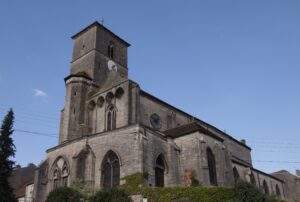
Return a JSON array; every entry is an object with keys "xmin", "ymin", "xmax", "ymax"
[{"xmin": 51, "ymin": 157, "xmax": 69, "ymax": 189}]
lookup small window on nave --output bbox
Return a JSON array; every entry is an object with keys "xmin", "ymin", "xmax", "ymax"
[
  {"xmin": 233, "ymin": 167, "xmax": 240, "ymax": 184},
  {"xmin": 275, "ymin": 184, "xmax": 281, "ymax": 197},
  {"xmin": 250, "ymin": 172, "xmax": 256, "ymax": 185},
  {"xmin": 263, "ymin": 180, "xmax": 269, "ymax": 195}
]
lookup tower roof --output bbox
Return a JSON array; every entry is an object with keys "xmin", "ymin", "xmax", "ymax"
[{"xmin": 71, "ymin": 21, "xmax": 131, "ymax": 47}]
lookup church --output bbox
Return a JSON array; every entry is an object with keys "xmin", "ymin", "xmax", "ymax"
[{"xmin": 33, "ymin": 21, "xmax": 287, "ymax": 201}]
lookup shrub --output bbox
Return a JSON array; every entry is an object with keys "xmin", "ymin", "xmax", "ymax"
[
  {"xmin": 233, "ymin": 181, "xmax": 284, "ymax": 202},
  {"xmin": 142, "ymin": 186, "xmax": 235, "ymax": 202},
  {"xmin": 121, "ymin": 172, "xmax": 146, "ymax": 194},
  {"xmin": 233, "ymin": 181, "xmax": 266, "ymax": 202},
  {"xmin": 46, "ymin": 187, "xmax": 83, "ymax": 202},
  {"xmin": 90, "ymin": 188, "xmax": 132, "ymax": 202}
]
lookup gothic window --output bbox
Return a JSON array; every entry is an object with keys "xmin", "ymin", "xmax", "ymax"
[
  {"xmin": 206, "ymin": 147, "xmax": 217, "ymax": 186},
  {"xmin": 275, "ymin": 184, "xmax": 281, "ymax": 197},
  {"xmin": 233, "ymin": 167, "xmax": 240, "ymax": 183},
  {"xmin": 88, "ymin": 101, "xmax": 95, "ymax": 132},
  {"xmin": 250, "ymin": 172, "xmax": 256, "ymax": 185},
  {"xmin": 76, "ymin": 152, "xmax": 87, "ymax": 182},
  {"xmin": 106, "ymin": 105, "xmax": 116, "ymax": 131},
  {"xmin": 115, "ymin": 87, "xmax": 124, "ymax": 99},
  {"xmin": 263, "ymin": 180, "xmax": 269, "ymax": 195},
  {"xmin": 51, "ymin": 157, "xmax": 69, "ymax": 190},
  {"xmin": 101, "ymin": 150, "xmax": 120, "ymax": 189},
  {"xmin": 108, "ymin": 42, "xmax": 114, "ymax": 59},
  {"xmin": 155, "ymin": 154, "xmax": 166, "ymax": 187},
  {"xmin": 53, "ymin": 169, "xmax": 60, "ymax": 189}
]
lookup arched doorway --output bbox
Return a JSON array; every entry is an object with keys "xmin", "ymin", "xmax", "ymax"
[
  {"xmin": 155, "ymin": 154, "xmax": 166, "ymax": 187},
  {"xmin": 207, "ymin": 147, "xmax": 217, "ymax": 186},
  {"xmin": 101, "ymin": 150, "xmax": 120, "ymax": 189}
]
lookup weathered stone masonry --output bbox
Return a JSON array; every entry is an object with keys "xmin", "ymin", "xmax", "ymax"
[{"xmin": 33, "ymin": 21, "xmax": 287, "ymax": 201}]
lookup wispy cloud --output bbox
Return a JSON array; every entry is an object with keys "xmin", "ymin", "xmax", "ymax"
[{"xmin": 33, "ymin": 89, "xmax": 47, "ymax": 97}]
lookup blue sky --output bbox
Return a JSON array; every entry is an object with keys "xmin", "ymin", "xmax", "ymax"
[{"xmin": 0, "ymin": 0, "xmax": 299, "ymax": 174}]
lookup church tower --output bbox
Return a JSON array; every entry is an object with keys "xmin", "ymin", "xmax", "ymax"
[{"xmin": 59, "ymin": 22, "xmax": 130, "ymax": 143}]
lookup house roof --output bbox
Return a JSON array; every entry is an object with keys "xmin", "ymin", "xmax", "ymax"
[{"xmin": 164, "ymin": 122, "xmax": 224, "ymax": 142}]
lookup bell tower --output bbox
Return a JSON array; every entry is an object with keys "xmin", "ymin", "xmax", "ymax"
[
  {"xmin": 70, "ymin": 21, "xmax": 130, "ymax": 85},
  {"xmin": 59, "ymin": 22, "xmax": 130, "ymax": 143}
]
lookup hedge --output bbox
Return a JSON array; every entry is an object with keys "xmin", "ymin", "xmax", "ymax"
[
  {"xmin": 121, "ymin": 173, "xmax": 285, "ymax": 202},
  {"xmin": 46, "ymin": 173, "xmax": 285, "ymax": 202}
]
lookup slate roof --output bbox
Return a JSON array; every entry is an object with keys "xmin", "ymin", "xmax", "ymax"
[{"xmin": 163, "ymin": 121, "xmax": 224, "ymax": 142}]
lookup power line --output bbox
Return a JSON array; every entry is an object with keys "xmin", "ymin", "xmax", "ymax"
[
  {"xmin": 14, "ymin": 129, "xmax": 58, "ymax": 138},
  {"xmin": 0, "ymin": 106, "xmax": 59, "ymax": 120},
  {"xmin": 15, "ymin": 119, "xmax": 58, "ymax": 129},
  {"xmin": 254, "ymin": 160, "xmax": 300, "ymax": 164}
]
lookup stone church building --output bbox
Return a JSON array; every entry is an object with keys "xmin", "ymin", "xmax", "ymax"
[{"xmin": 33, "ymin": 22, "xmax": 287, "ymax": 201}]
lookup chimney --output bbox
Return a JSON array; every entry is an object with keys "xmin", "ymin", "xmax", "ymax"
[{"xmin": 240, "ymin": 139, "xmax": 246, "ymax": 144}]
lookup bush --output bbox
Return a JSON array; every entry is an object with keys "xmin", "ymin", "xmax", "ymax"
[
  {"xmin": 233, "ymin": 181, "xmax": 266, "ymax": 202},
  {"xmin": 90, "ymin": 188, "xmax": 132, "ymax": 202},
  {"xmin": 141, "ymin": 186, "xmax": 235, "ymax": 202},
  {"xmin": 46, "ymin": 187, "xmax": 83, "ymax": 202},
  {"xmin": 233, "ymin": 181, "xmax": 284, "ymax": 202}
]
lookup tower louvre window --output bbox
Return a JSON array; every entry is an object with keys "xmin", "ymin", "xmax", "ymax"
[{"xmin": 108, "ymin": 42, "xmax": 114, "ymax": 59}]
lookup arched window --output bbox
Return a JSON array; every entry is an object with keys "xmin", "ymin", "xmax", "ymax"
[
  {"xmin": 76, "ymin": 151, "xmax": 87, "ymax": 182},
  {"xmin": 108, "ymin": 42, "xmax": 114, "ymax": 59},
  {"xmin": 106, "ymin": 105, "xmax": 116, "ymax": 131},
  {"xmin": 155, "ymin": 154, "xmax": 166, "ymax": 187},
  {"xmin": 101, "ymin": 150, "xmax": 120, "ymax": 189},
  {"xmin": 275, "ymin": 184, "xmax": 281, "ymax": 197},
  {"xmin": 53, "ymin": 169, "xmax": 60, "ymax": 189},
  {"xmin": 250, "ymin": 172, "xmax": 256, "ymax": 185},
  {"xmin": 263, "ymin": 180, "xmax": 269, "ymax": 195},
  {"xmin": 206, "ymin": 147, "xmax": 217, "ymax": 186},
  {"xmin": 87, "ymin": 101, "xmax": 95, "ymax": 132},
  {"xmin": 233, "ymin": 167, "xmax": 240, "ymax": 183},
  {"xmin": 51, "ymin": 157, "xmax": 69, "ymax": 189}
]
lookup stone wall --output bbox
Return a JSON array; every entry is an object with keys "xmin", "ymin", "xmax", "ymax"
[
  {"xmin": 174, "ymin": 131, "xmax": 232, "ymax": 187},
  {"xmin": 272, "ymin": 170, "xmax": 300, "ymax": 202},
  {"xmin": 141, "ymin": 127, "xmax": 180, "ymax": 187},
  {"xmin": 36, "ymin": 125, "xmax": 142, "ymax": 201}
]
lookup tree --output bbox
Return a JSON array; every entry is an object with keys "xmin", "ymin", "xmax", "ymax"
[{"xmin": 0, "ymin": 109, "xmax": 17, "ymax": 202}]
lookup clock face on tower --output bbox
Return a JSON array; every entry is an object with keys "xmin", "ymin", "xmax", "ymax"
[{"xmin": 107, "ymin": 60, "xmax": 118, "ymax": 72}]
